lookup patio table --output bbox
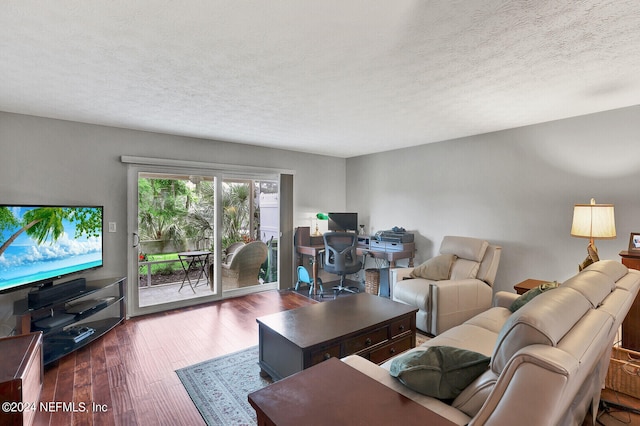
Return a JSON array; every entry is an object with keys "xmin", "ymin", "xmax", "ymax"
[{"xmin": 177, "ymin": 251, "xmax": 211, "ymax": 292}]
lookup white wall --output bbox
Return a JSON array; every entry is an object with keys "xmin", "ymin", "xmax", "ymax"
[
  {"xmin": 2, "ymin": 105, "xmax": 639, "ymax": 331},
  {"xmin": 346, "ymin": 105, "xmax": 640, "ymax": 293},
  {"xmin": 0, "ymin": 112, "xmax": 346, "ymax": 334}
]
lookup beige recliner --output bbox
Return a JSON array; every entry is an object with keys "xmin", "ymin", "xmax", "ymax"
[{"xmin": 392, "ymin": 236, "xmax": 501, "ymax": 336}]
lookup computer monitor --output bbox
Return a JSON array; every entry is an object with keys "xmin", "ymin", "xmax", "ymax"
[{"xmin": 328, "ymin": 212, "xmax": 358, "ymax": 232}]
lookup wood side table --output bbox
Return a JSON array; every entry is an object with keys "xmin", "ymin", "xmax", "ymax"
[
  {"xmin": 513, "ymin": 278, "xmax": 548, "ymax": 295},
  {"xmin": 248, "ymin": 357, "xmax": 456, "ymax": 426},
  {"xmin": 620, "ymin": 251, "xmax": 640, "ymax": 351}
]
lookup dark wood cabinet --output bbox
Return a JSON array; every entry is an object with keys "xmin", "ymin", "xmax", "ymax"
[
  {"xmin": 514, "ymin": 278, "xmax": 548, "ymax": 295},
  {"xmin": 0, "ymin": 332, "xmax": 43, "ymax": 426},
  {"xmin": 620, "ymin": 251, "xmax": 640, "ymax": 351}
]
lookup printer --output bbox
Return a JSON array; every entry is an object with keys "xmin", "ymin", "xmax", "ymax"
[{"xmin": 374, "ymin": 227, "xmax": 414, "ymax": 243}]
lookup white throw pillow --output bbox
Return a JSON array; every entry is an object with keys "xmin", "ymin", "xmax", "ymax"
[{"xmin": 410, "ymin": 254, "xmax": 456, "ymax": 280}]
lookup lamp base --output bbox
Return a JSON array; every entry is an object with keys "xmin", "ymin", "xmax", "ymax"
[{"xmin": 578, "ymin": 242, "xmax": 600, "ymax": 271}]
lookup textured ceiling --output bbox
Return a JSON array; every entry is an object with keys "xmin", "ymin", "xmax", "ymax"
[{"xmin": 1, "ymin": 1, "xmax": 640, "ymax": 158}]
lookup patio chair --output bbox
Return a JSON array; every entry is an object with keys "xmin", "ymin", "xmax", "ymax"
[{"xmin": 221, "ymin": 241, "xmax": 268, "ymax": 289}]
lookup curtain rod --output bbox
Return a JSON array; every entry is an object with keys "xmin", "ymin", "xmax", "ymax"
[{"xmin": 120, "ymin": 155, "xmax": 295, "ymax": 176}]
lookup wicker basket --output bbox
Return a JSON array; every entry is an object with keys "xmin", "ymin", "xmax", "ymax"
[
  {"xmin": 365, "ymin": 269, "xmax": 380, "ymax": 295},
  {"xmin": 605, "ymin": 346, "xmax": 640, "ymax": 399}
]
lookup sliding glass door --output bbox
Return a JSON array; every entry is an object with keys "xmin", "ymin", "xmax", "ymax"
[
  {"xmin": 221, "ymin": 178, "xmax": 279, "ymax": 292},
  {"xmin": 126, "ymin": 164, "xmax": 280, "ymax": 317}
]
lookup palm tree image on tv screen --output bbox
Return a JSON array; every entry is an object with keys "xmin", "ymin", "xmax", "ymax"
[{"xmin": 0, "ymin": 206, "xmax": 103, "ymax": 293}]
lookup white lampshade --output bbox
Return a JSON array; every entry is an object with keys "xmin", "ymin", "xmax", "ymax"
[{"xmin": 571, "ymin": 198, "xmax": 616, "ymax": 241}]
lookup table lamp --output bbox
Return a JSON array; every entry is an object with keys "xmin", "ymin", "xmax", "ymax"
[
  {"xmin": 571, "ymin": 198, "xmax": 616, "ymax": 270},
  {"xmin": 314, "ymin": 212, "xmax": 329, "ymax": 236}
]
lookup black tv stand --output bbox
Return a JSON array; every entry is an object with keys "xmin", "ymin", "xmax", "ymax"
[
  {"xmin": 27, "ymin": 277, "xmax": 88, "ymax": 309},
  {"xmin": 14, "ymin": 277, "xmax": 126, "ymax": 365}
]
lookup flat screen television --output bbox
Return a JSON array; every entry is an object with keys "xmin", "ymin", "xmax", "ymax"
[
  {"xmin": 0, "ymin": 205, "xmax": 103, "ymax": 294},
  {"xmin": 328, "ymin": 212, "xmax": 358, "ymax": 232}
]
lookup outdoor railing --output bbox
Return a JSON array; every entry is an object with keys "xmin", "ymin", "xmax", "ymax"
[{"xmin": 138, "ymin": 258, "xmax": 184, "ymax": 287}]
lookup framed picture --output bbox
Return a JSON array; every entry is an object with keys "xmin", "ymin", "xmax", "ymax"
[{"xmin": 629, "ymin": 233, "xmax": 640, "ymax": 252}]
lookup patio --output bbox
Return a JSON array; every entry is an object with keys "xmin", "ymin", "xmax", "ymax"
[
  {"xmin": 137, "ymin": 240, "xmax": 277, "ymax": 307},
  {"xmin": 138, "ymin": 258, "xmax": 214, "ymax": 307},
  {"xmin": 139, "ymin": 279, "xmax": 214, "ymax": 307}
]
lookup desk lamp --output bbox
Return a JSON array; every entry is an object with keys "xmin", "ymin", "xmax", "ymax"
[
  {"xmin": 571, "ymin": 198, "xmax": 616, "ymax": 270},
  {"xmin": 314, "ymin": 212, "xmax": 329, "ymax": 236}
]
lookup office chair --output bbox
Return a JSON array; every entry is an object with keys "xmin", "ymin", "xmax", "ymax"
[{"xmin": 323, "ymin": 232, "xmax": 362, "ymax": 298}]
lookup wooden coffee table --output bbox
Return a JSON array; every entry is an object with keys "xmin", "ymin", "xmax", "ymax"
[
  {"xmin": 256, "ymin": 293, "xmax": 417, "ymax": 380},
  {"xmin": 248, "ymin": 357, "xmax": 456, "ymax": 426}
]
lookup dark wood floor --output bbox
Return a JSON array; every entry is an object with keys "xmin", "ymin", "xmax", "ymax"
[
  {"xmin": 33, "ymin": 289, "xmax": 640, "ymax": 426},
  {"xmin": 34, "ymin": 290, "xmax": 316, "ymax": 426},
  {"xmin": 595, "ymin": 390, "xmax": 640, "ymax": 426}
]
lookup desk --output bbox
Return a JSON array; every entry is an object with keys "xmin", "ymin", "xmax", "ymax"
[
  {"xmin": 294, "ymin": 229, "xmax": 416, "ymax": 297},
  {"xmin": 360, "ymin": 246, "xmax": 416, "ymax": 267},
  {"xmin": 177, "ymin": 251, "xmax": 211, "ymax": 293}
]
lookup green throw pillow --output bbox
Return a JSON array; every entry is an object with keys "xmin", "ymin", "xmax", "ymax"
[
  {"xmin": 389, "ymin": 346, "xmax": 490, "ymax": 400},
  {"xmin": 509, "ymin": 281, "xmax": 559, "ymax": 312},
  {"xmin": 410, "ymin": 254, "xmax": 457, "ymax": 280}
]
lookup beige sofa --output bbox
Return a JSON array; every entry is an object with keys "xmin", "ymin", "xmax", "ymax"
[
  {"xmin": 344, "ymin": 260, "xmax": 640, "ymax": 425},
  {"xmin": 392, "ymin": 236, "xmax": 502, "ymax": 336}
]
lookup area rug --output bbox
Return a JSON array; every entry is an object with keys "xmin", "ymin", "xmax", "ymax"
[
  {"xmin": 177, "ymin": 337, "xmax": 431, "ymax": 425},
  {"xmin": 176, "ymin": 346, "xmax": 270, "ymax": 426},
  {"xmin": 416, "ymin": 331, "xmax": 430, "ymax": 346}
]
